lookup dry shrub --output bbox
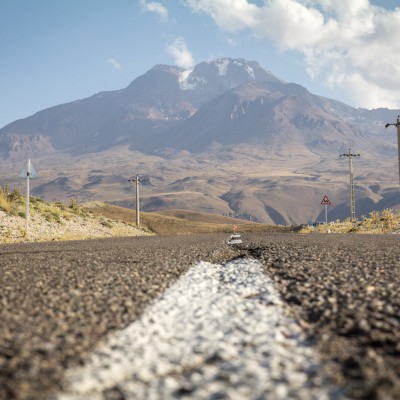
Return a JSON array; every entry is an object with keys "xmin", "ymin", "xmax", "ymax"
[
  {"xmin": 0, "ymin": 194, "xmax": 11, "ymax": 213},
  {"xmin": 382, "ymin": 209, "xmax": 395, "ymax": 231},
  {"xmin": 0, "ymin": 186, "xmax": 23, "ymax": 215}
]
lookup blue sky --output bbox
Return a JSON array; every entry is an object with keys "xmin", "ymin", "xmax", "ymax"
[{"xmin": 1, "ymin": 0, "xmax": 399, "ymax": 128}]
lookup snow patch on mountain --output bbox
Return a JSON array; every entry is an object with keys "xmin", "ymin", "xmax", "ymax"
[
  {"xmin": 178, "ymin": 69, "xmax": 194, "ymax": 90},
  {"xmin": 230, "ymin": 59, "xmax": 255, "ymax": 80},
  {"xmin": 178, "ymin": 69, "xmax": 207, "ymax": 91},
  {"xmin": 245, "ymin": 65, "xmax": 255, "ymax": 80},
  {"xmin": 216, "ymin": 59, "xmax": 230, "ymax": 76}
]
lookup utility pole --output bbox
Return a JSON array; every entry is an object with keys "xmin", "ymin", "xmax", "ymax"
[
  {"xmin": 129, "ymin": 175, "xmax": 141, "ymax": 226},
  {"xmin": 340, "ymin": 149, "xmax": 360, "ymax": 222},
  {"xmin": 384, "ymin": 115, "xmax": 400, "ymax": 184}
]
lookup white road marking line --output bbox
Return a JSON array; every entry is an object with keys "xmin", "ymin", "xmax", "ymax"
[{"xmin": 56, "ymin": 259, "xmax": 346, "ymax": 400}]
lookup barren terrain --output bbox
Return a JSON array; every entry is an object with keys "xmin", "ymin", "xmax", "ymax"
[{"xmin": 2, "ymin": 139, "xmax": 399, "ymax": 226}]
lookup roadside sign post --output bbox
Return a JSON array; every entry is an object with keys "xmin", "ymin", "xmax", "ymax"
[
  {"xmin": 19, "ymin": 159, "xmax": 37, "ymax": 238},
  {"xmin": 320, "ymin": 195, "xmax": 332, "ymax": 227}
]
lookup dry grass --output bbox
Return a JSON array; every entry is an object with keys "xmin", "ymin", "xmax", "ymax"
[
  {"xmin": 1, "ymin": 195, "xmax": 150, "ymax": 244},
  {"xmin": 300, "ymin": 209, "xmax": 400, "ymax": 234},
  {"xmin": 83, "ymin": 201, "xmax": 289, "ymax": 235}
]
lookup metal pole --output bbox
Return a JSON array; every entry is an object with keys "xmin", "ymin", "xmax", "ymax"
[
  {"xmin": 325, "ymin": 204, "xmax": 328, "ymax": 225},
  {"xmin": 26, "ymin": 159, "xmax": 30, "ymax": 237},
  {"xmin": 135, "ymin": 175, "xmax": 140, "ymax": 226}
]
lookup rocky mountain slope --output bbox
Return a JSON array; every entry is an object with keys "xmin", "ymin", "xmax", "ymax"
[{"xmin": 1, "ymin": 58, "xmax": 399, "ymax": 225}]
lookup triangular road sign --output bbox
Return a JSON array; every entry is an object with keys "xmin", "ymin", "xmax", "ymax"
[
  {"xmin": 321, "ymin": 195, "xmax": 331, "ymax": 205},
  {"xmin": 19, "ymin": 159, "xmax": 37, "ymax": 178}
]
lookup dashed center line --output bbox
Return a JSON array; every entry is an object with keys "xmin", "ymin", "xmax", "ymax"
[{"xmin": 56, "ymin": 259, "xmax": 346, "ymax": 400}]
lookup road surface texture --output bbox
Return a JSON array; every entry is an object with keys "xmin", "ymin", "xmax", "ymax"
[{"xmin": 0, "ymin": 233, "xmax": 399, "ymax": 399}]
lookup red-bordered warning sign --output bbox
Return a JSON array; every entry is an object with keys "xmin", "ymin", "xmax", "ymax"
[{"xmin": 320, "ymin": 195, "xmax": 331, "ymax": 205}]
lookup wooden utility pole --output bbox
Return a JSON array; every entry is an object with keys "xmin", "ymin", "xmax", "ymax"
[
  {"xmin": 340, "ymin": 149, "xmax": 360, "ymax": 222},
  {"xmin": 129, "ymin": 175, "xmax": 141, "ymax": 226},
  {"xmin": 385, "ymin": 115, "xmax": 400, "ymax": 184}
]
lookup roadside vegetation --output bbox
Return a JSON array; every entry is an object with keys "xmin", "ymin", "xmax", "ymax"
[
  {"xmin": 301, "ymin": 209, "xmax": 400, "ymax": 234},
  {"xmin": 0, "ymin": 187, "xmax": 149, "ymax": 243},
  {"xmin": 0, "ymin": 185, "xmax": 24, "ymax": 215},
  {"xmin": 0, "ymin": 185, "xmax": 92, "ymax": 222},
  {"xmin": 0, "ymin": 188, "xmax": 283, "ymax": 243}
]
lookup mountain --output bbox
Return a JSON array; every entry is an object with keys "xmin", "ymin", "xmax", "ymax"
[
  {"xmin": 0, "ymin": 58, "xmax": 281, "ymax": 157},
  {"xmin": 1, "ymin": 58, "xmax": 400, "ymax": 225},
  {"xmin": 0, "ymin": 57, "xmax": 393, "ymax": 158}
]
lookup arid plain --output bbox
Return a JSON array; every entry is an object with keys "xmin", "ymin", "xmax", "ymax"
[{"xmin": 2, "ymin": 138, "xmax": 399, "ymax": 226}]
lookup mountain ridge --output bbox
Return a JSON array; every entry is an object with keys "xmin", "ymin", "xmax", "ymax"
[{"xmin": 1, "ymin": 57, "xmax": 397, "ymax": 156}]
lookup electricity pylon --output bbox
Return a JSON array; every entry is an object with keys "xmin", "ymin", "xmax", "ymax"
[
  {"xmin": 129, "ymin": 175, "xmax": 142, "ymax": 226},
  {"xmin": 340, "ymin": 149, "xmax": 360, "ymax": 222},
  {"xmin": 384, "ymin": 115, "xmax": 400, "ymax": 184}
]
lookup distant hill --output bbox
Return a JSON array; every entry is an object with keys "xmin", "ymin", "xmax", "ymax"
[{"xmin": 83, "ymin": 202, "xmax": 287, "ymax": 236}]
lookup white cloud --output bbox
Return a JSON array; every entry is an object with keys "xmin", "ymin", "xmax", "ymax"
[
  {"xmin": 184, "ymin": 0, "xmax": 400, "ymax": 109},
  {"xmin": 139, "ymin": 0, "xmax": 168, "ymax": 22},
  {"xmin": 107, "ymin": 58, "xmax": 122, "ymax": 70},
  {"xmin": 167, "ymin": 37, "xmax": 195, "ymax": 68}
]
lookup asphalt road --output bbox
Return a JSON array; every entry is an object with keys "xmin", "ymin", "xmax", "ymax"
[{"xmin": 1, "ymin": 233, "xmax": 400, "ymax": 399}]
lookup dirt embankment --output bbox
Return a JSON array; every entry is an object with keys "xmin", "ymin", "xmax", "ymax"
[{"xmin": 0, "ymin": 209, "xmax": 151, "ymax": 244}]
